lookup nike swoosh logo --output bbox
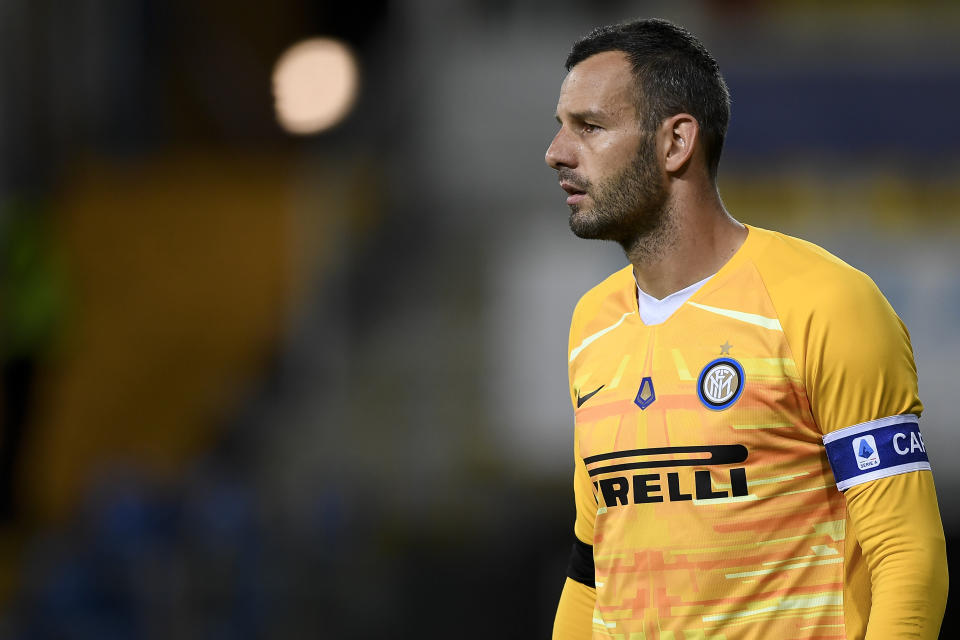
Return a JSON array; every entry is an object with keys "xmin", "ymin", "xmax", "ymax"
[{"xmin": 576, "ymin": 385, "xmax": 605, "ymax": 408}]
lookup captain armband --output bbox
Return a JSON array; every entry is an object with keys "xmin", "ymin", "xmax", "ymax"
[{"xmin": 823, "ymin": 414, "xmax": 931, "ymax": 491}]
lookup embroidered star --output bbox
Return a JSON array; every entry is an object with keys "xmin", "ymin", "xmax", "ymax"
[{"xmin": 720, "ymin": 341, "xmax": 732, "ymax": 355}]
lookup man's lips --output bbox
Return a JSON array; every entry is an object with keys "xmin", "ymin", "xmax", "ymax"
[{"xmin": 560, "ymin": 181, "xmax": 587, "ymax": 205}]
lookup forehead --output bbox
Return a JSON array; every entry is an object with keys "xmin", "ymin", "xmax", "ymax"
[{"xmin": 557, "ymin": 51, "xmax": 637, "ymax": 119}]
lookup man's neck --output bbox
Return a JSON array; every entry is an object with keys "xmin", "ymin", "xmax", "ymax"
[{"xmin": 628, "ymin": 191, "xmax": 746, "ymax": 300}]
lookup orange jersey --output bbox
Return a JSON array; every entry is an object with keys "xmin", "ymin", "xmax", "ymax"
[{"xmin": 566, "ymin": 225, "xmax": 934, "ymax": 639}]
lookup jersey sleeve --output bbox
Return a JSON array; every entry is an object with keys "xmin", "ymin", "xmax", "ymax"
[
  {"xmin": 797, "ymin": 267, "xmax": 947, "ymax": 637},
  {"xmin": 554, "ymin": 296, "xmax": 600, "ymax": 639},
  {"xmin": 803, "ymin": 268, "xmax": 922, "ymax": 436},
  {"xmin": 553, "ymin": 577, "xmax": 596, "ymax": 640},
  {"xmin": 572, "ymin": 434, "xmax": 595, "ymax": 546},
  {"xmin": 800, "ymin": 267, "xmax": 934, "ymax": 491},
  {"xmin": 568, "ymin": 295, "xmax": 597, "ymax": 547},
  {"xmin": 846, "ymin": 472, "xmax": 947, "ymax": 639}
]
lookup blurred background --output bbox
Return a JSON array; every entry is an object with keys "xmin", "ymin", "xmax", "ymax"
[{"xmin": 0, "ymin": 0, "xmax": 958, "ymax": 637}]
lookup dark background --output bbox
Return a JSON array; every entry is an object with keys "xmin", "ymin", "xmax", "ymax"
[{"xmin": 1, "ymin": 0, "xmax": 958, "ymax": 637}]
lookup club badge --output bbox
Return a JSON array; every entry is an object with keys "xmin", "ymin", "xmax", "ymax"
[{"xmin": 697, "ymin": 357, "xmax": 744, "ymax": 410}]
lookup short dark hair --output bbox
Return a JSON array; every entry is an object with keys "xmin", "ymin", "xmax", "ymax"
[{"xmin": 566, "ymin": 18, "xmax": 731, "ymax": 179}]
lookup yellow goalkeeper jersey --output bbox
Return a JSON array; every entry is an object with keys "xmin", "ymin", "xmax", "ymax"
[{"xmin": 566, "ymin": 225, "xmax": 935, "ymax": 639}]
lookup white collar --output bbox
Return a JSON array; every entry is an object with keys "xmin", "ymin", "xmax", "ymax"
[{"xmin": 636, "ymin": 273, "xmax": 714, "ymax": 326}]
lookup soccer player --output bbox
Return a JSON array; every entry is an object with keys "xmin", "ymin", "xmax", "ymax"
[{"xmin": 545, "ymin": 18, "xmax": 947, "ymax": 640}]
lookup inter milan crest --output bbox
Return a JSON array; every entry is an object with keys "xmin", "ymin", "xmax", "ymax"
[
  {"xmin": 697, "ymin": 358, "xmax": 744, "ymax": 411},
  {"xmin": 634, "ymin": 376, "xmax": 656, "ymax": 410}
]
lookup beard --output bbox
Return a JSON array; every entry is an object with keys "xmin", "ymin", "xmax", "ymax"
[{"xmin": 562, "ymin": 133, "xmax": 673, "ymax": 259}]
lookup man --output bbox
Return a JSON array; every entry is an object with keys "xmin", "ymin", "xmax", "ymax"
[{"xmin": 545, "ymin": 18, "xmax": 947, "ymax": 640}]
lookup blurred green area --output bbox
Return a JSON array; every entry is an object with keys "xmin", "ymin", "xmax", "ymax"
[{"xmin": 0, "ymin": 200, "xmax": 66, "ymax": 360}]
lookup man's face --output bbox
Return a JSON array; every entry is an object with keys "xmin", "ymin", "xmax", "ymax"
[{"xmin": 545, "ymin": 51, "xmax": 668, "ymax": 244}]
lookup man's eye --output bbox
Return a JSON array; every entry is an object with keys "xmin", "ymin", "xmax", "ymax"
[{"xmin": 583, "ymin": 123, "xmax": 602, "ymax": 133}]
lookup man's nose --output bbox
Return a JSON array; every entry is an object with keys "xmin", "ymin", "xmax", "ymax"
[{"xmin": 545, "ymin": 128, "xmax": 576, "ymax": 170}]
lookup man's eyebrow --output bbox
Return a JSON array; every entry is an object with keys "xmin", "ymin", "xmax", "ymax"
[{"xmin": 555, "ymin": 109, "xmax": 607, "ymax": 124}]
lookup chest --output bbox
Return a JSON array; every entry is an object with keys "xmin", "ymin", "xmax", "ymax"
[{"xmin": 571, "ymin": 311, "xmax": 821, "ymax": 505}]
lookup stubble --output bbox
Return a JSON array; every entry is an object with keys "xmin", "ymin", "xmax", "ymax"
[{"xmin": 564, "ymin": 133, "xmax": 677, "ymax": 265}]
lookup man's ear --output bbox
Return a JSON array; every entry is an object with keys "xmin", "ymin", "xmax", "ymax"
[{"xmin": 662, "ymin": 113, "xmax": 699, "ymax": 174}]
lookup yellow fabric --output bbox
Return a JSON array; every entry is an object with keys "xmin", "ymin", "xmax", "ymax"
[
  {"xmin": 558, "ymin": 225, "xmax": 947, "ymax": 638},
  {"xmin": 846, "ymin": 472, "xmax": 947, "ymax": 639},
  {"xmin": 758, "ymin": 229, "xmax": 923, "ymax": 432},
  {"xmin": 554, "ymin": 576, "xmax": 597, "ymax": 640},
  {"xmin": 760, "ymin": 229, "xmax": 948, "ymax": 639}
]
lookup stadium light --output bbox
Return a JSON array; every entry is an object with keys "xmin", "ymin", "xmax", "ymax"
[{"xmin": 272, "ymin": 37, "xmax": 359, "ymax": 135}]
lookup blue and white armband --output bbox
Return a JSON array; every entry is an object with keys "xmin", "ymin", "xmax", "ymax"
[{"xmin": 823, "ymin": 415, "xmax": 930, "ymax": 491}]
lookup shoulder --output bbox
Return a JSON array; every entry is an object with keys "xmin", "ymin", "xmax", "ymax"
[
  {"xmin": 572, "ymin": 265, "xmax": 634, "ymax": 319},
  {"xmin": 750, "ymin": 227, "xmax": 879, "ymax": 301},
  {"xmin": 747, "ymin": 226, "xmax": 894, "ymax": 322},
  {"xmin": 568, "ymin": 265, "xmax": 635, "ymax": 356},
  {"xmin": 744, "ymin": 228, "xmax": 920, "ymax": 429}
]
